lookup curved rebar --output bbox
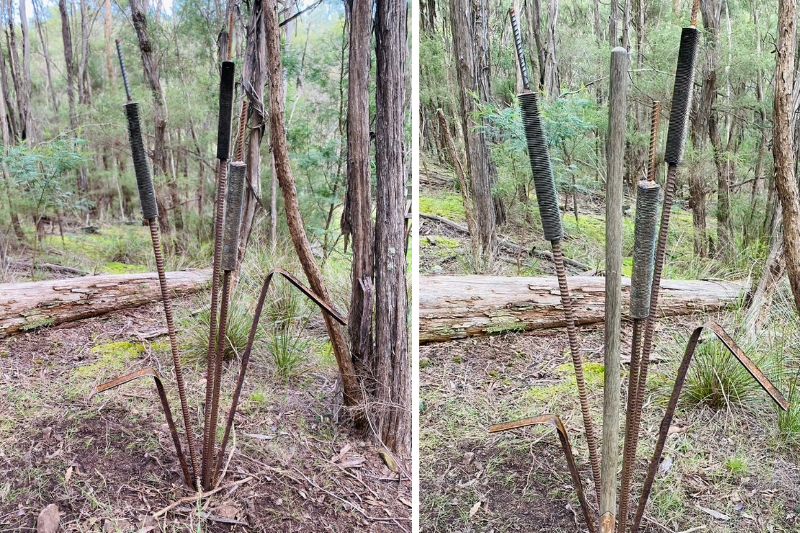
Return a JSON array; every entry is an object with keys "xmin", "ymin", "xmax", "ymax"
[
  {"xmin": 490, "ymin": 415, "xmax": 596, "ymax": 533},
  {"xmin": 95, "ymin": 368, "xmax": 192, "ymax": 487},
  {"xmin": 630, "ymin": 322, "xmax": 788, "ymax": 532},
  {"xmin": 213, "ymin": 269, "xmax": 346, "ymax": 482}
]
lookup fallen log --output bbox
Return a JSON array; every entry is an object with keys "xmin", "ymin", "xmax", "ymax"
[
  {"xmin": 420, "ymin": 275, "xmax": 747, "ymax": 343},
  {"xmin": 0, "ymin": 269, "xmax": 212, "ymax": 338}
]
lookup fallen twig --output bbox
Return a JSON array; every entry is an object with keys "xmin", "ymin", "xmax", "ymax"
[{"xmin": 152, "ymin": 476, "xmax": 253, "ymax": 519}]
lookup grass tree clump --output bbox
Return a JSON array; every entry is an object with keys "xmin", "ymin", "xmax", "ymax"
[{"xmin": 685, "ymin": 340, "xmax": 773, "ymax": 410}]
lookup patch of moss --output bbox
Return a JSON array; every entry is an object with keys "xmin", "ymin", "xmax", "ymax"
[
  {"xmin": 74, "ymin": 341, "xmax": 145, "ymax": 379},
  {"xmin": 421, "ymin": 236, "xmax": 460, "ymax": 249},
  {"xmin": 20, "ymin": 318, "xmax": 55, "ymax": 332},
  {"xmin": 316, "ymin": 341, "xmax": 337, "ymax": 369},
  {"xmin": 101, "ymin": 261, "xmax": 149, "ymax": 274},
  {"xmin": 420, "ymin": 193, "xmax": 466, "ymax": 221},
  {"xmin": 556, "ymin": 360, "xmax": 605, "ymax": 386}
]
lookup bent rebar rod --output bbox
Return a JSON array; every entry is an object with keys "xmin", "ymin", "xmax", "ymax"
[
  {"xmin": 115, "ymin": 40, "xmax": 198, "ymax": 487},
  {"xmin": 490, "ymin": 415, "xmax": 596, "ymax": 533},
  {"xmin": 509, "ymin": 7, "xmax": 601, "ymax": 504},
  {"xmin": 212, "ymin": 269, "xmax": 346, "ymax": 483},
  {"xmin": 630, "ymin": 322, "xmax": 789, "ymax": 532},
  {"xmin": 95, "ymin": 368, "xmax": 192, "ymax": 486}
]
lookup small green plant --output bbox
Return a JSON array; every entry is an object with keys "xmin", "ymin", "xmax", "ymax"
[
  {"xmin": 182, "ymin": 298, "xmax": 259, "ymax": 365},
  {"xmin": 725, "ymin": 455, "xmax": 748, "ymax": 477},
  {"xmin": 269, "ymin": 323, "xmax": 311, "ymax": 380},
  {"xmin": 685, "ymin": 340, "xmax": 768, "ymax": 410}
]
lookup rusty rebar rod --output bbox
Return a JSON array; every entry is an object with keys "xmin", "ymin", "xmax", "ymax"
[
  {"xmin": 115, "ymin": 40, "xmax": 198, "ymax": 487},
  {"xmin": 490, "ymin": 415, "xmax": 597, "ymax": 533},
  {"xmin": 617, "ymin": 103, "xmax": 662, "ymax": 531},
  {"xmin": 630, "ymin": 323, "xmax": 788, "ymax": 532},
  {"xmin": 96, "ymin": 368, "xmax": 192, "ymax": 485},
  {"xmin": 213, "ymin": 270, "xmax": 346, "ymax": 481},
  {"xmin": 201, "ymin": 59, "xmax": 236, "ymax": 489},
  {"xmin": 205, "ymin": 161, "xmax": 246, "ymax": 487}
]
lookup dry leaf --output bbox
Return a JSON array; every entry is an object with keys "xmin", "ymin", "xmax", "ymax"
[
  {"xmin": 37, "ymin": 504, "xmax": 60, "ymax": 533},
  {"xmin": 469, "ymin": 501, "xmax": 481, "ymax": 518},
  {"xmin": 697, "ymin": 505, "xmax": 730, "ymax": 521},
  {"xmin": 64, "ymin": 466, "xmax": 73, "ymax": 484}
]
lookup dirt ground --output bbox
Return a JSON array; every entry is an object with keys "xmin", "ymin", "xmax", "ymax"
[
  {"xmin": 0, "ymin": 295, "xmax": 410, "ymax": 532},
  {"xmin": 419, "ymin": 320, "xmax": 800, "ymax": 532}
]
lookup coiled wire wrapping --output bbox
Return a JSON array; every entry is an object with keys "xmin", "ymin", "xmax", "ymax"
[
  {"xmin": 519, "ymin": 91, "xmax": 563, "ymax": 242},
  {"xmin": 664, "ymin": 28, "xmax": 699, "ymax": 165},
  {"xmin": 630, "ymin": 181, "xmax": 661, "ymax": 319},
  {"xmin": 222, "ymin": 162, "xmax": 246, "ymax": 271},
  {"xmin": 124, "ymin": 103, "xmax": 159, "ymax": 220}
]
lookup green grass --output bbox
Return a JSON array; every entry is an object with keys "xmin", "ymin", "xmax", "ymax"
[
  {"xmin": 420, "ymin": 192, "xmax": 467, "ymax": 221},
  {"xmin": 74, "ymin": 341, "xmax": 145, "ymax": 380}
]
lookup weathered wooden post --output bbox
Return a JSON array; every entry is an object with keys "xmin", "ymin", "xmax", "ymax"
[{"xmin": 600, "ymin": 46, "xmax": 628, "ymax": 533}]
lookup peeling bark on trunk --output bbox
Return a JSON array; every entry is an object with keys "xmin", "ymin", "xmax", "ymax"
[
  {"xmin": 239, "ymin": 0, "xmax": 267, "ymax": 265},
  {"xmin": 263, "ymin": 0, "xmax": 363, "ymax": 412},
  {"xmin": 449, "ymin": 0, "xmax": 495, "ymax": 266},
  {"xmin": 773, "ymin": 0, "xmax": 800, "ymax": 315},
  {"xmin": 342, "ymin": 0, "xmax": 374, "ymax": 380},
  {"xmin": 374, "ymin": 0, "xmax": 409, "ymax": 454}
]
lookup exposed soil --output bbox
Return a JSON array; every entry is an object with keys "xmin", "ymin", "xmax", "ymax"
[
  {"xmin": 0, "ymin": 295, "xmax": 410, "ymax": 532},
  {"xmin": 419, "ymin": 319, "xmax": 800, "ymax": 532}
]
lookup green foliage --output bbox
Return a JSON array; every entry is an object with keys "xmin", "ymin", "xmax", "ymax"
[
  {"xmin": 181, "ymin": 298, "xmax": 259, "ymax": 365},
  {"xmin": 3, "ymin": 139, "xmax": 89, "ymax": 221},
  {"xmin": 685, "ymin": 340, "xmax": 772, "ymax": 410}
]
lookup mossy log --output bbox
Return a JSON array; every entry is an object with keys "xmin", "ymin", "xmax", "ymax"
[
  {"xmin": 0, "ymin": 270, "xmax": 211, "ymax": 338},
  {"xmin": 420, "ymin": 275, "xmax": 747, "ymax": 344}
]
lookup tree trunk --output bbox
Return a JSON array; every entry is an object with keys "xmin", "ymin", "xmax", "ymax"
[
  {"xmin": 0, "ymin": 270, "xmax": 211, "ymax": 339},
  {"xmin": 449, "ymin": 0, "xmax": 495, "ymax": 267},
  {"xmin": 18, "ymin": 0, "xmax": 32, "ymax": 142},
  {"xmin": 419, "ymin": 276, "xmax": 748, "ymax": 343},
  {"xmin": 374, "ymin": 0, "xmax": 409, "ymax": 454},
  {"xmin": 130, "ymin": 0, "xmax": 172, "ymax": 233},
  {"xmin": 59, "ymin": 0, "xmax": 87, "ymax": 193},
  {"xmin": 238, "ymin": 0, "xmax": 267, "ymax": 265},
  {"xmin": 0, "ymin": 49, "xmax": 22, "ymax": 241},
  {"xmin": 342, "ymin": 0, "xmax": 374, "ymax": 381},
  {"xmin": 773, "ymin": 0, "xmax": 800, "ymax": 315},
  {"xmin": 744, "ymin": 209, "xmax": 785, "ymax": 342},
  {"xmin": 104, "ymin": 0, "xmax": 115, "ymax": 84},
  {"xmin": 32, "ymin": 0, "xmax": 59, "ymax": 113},
  {"xmin": 78, "ymin": 0, "xmax": 91, "ymax": 105},
  {"xmin": 263, "ymin": 0, "xmax": 364, "ymax": 412}
]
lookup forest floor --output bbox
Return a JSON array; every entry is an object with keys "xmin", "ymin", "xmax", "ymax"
[
  {"xmin": 419, "ymin": 162, "xmax": 800, "ymax": 532},
  {"xmin": 0, "ymin": 228, "xmax": 411, "ymax": 532}
]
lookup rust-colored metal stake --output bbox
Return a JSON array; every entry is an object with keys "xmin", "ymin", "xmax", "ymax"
[
  {"xmin": 630, "ymin": 323, "xmax": 789, "ymax": 532},
  {"xmin": 490, "ymin": 415, "xmax": 597, "ymax": 533},
  {"xmin": 96, "ymin": 368, "xmax": 192, "ymax": 485},
  {"xmin": 552, "ymin": 240, "xmax": 602, "ymax": 506},
  {"xmin": 214, "ymin": 270, "xmax": 346, "ymax": 481},
  {"xmin": 618, "ymin": 100, "xmax": 661, "ymax": 532},
  {"xmin": 202, "ymin": 58, "xmax": 236, "ymax": 489},
  {"xmin": 201, "ymin": 161, "xmax": 228, "ymax": 489},
  {"xmin": 115, "ymin": 40, "xmax": 198, "ymax": 487}
]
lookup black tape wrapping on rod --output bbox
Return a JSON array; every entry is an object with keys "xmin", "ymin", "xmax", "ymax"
[
  {"xmin": 216, "ymin": 61, "xmax": 236, "ymax": 160},
  {"xmin": 664, "ymin": 28, "xmax": 699, "ymax": 165},
  {"xmin": 124, "ymin": 102, "xmax": 159, "ymax": 220},
  {"xmin": 519, "ymin": 91, "xmax": 562, "ymax": 242},
  {"xmin": 630, "ymin": 181, "xmax": 661, "ymax": 319},
  {"xmin": 222, "ymin": 162, "xmax": 246, "ymax": 271}
]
